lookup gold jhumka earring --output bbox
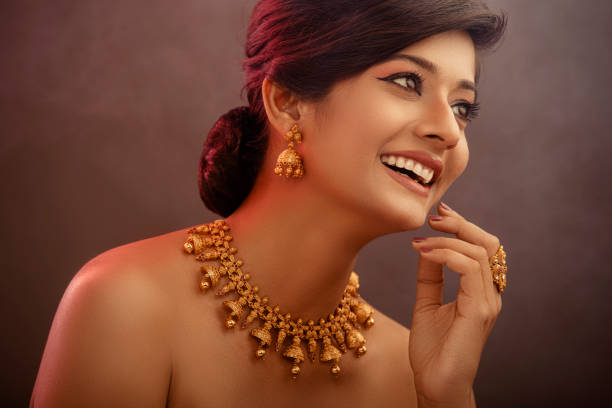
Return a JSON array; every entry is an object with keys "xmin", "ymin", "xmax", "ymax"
[{"xmin": 274, "ymin": 124, "xmax": 304, "ymax": 178}]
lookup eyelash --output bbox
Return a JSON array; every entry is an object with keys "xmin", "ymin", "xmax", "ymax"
[
  {"xmin": 383, "ymin": 72, "xmax": 424, "ymax": 95},
  {"xmin": 453, "ymin": 100, "xmax": 480, "ymax": 122},
  {"xmin": 381, "ymin": 72, "xmax": 481, "ymax": 122}
]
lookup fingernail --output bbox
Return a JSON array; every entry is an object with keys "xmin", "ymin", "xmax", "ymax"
[
  {"xmin": 412, "ymin": 237, "xmax": 427, "ymax": 243},
  {"xmin": 420, "ymin": 248, "xmax": 433, "ymax": 253},
  {"xmin": 429, "ymin": 214, "xmax": 444, "ymax": 221},
  {"xmin": 440, "ymin": 202, "xmax": 452, "ymax": 211}
]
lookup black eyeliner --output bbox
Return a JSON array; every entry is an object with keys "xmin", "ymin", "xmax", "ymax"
[{"xmin": 377, "ymin": 72, "xmax": 424, "ymax": 96}]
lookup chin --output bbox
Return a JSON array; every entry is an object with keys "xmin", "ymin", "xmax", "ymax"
[
  {"xmin": 360, "ymin": 200, "xmax": 430, "ymax": 235},
  {"xmin": 390, "ymin": 207, "xmax": 429, "ymax": 232}
]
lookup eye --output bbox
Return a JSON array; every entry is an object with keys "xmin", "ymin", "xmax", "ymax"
[
  {"xmin": 452, "ymin": 101, "xmax": 480, "ymax": 122},
  {"xmin": 379, "ymin": 72, "xmax": 423, "ymax": 95},
  {"xmin": 393, "ymin": 75, "xmax": 417, "ymax": 90}
]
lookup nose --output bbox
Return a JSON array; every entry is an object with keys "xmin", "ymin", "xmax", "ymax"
[{"xmin": 413, "ymin": 98, "xmax": 461, "ymax": 150}]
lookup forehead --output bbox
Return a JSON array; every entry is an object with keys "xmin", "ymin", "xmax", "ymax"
[
  {"xmin": 363, "ymin": 30, "xmax": 477, "ymax": 85},
  {"xmin": 391, "ymin": 30, "xmax": 477, "ymax": 81}
]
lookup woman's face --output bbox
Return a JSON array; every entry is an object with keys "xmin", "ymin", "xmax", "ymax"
[{"xmin": 301, "ymin": 30, "xmax": 477, "ymax": 231}]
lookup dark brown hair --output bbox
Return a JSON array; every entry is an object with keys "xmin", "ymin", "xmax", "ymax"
[{"xmin": 199, "ymin": 0, "xmax": 506, "ymax": 217}]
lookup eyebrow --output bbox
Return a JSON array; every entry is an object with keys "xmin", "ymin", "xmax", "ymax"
[{"xmin": 384, "ymin": 53, "xmax": 477, "ymax": 97}]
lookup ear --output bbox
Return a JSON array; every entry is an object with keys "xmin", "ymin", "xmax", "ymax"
[{"xmin": 261, "ymin": 77, "xmax": 303, "ymax": 137}]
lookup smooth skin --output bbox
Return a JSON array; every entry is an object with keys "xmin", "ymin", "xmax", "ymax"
[{"xmin": 31, "ymin": 29, "xmax": 503, "ymax": 408}]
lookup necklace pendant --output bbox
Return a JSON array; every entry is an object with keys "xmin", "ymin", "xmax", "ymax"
[
  {"xmin": 222, "ymin": 298, "xmax": 247, "ymax": 329},
  {"xmin": 320, "ymin": 336, "xmax": 342, "ymax": 362},
  {"xmin": 344, "ymin": 324, "xmax": 367, "ymax": 356},
  {"xmin": 200, "ymin": 265, "xmax": 222, "ymax": 292},
  {"xmin": 250, "ymin": 322, "xmax": 273, "ymax": 359},
  {"xmin": 320, "ymin": 336, "xmax": 343, "ymax": 377},
  {"xmin": 352, "ymin": 300, "xmax": 374, "ymax": 326},
  {"xmin": 283, "ymin": 336, "xmax": 306, "ymax": 378}
]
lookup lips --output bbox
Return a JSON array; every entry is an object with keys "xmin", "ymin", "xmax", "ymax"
[
  {"xmin": 380, "ymin": 150, "xmax": 443, "ymax": 184},
  {"xmin": 382, "ymin": 164, "xmax": 431, "ymax": 197}
]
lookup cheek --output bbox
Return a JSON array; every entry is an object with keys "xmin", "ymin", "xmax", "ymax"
[
  {"xmin": 447, "ymin": 139, "xmax": 469, "ymax": 180},
  {"xmin": 311, "ymin": 85, "xmax": 405, "ymax": 161}
]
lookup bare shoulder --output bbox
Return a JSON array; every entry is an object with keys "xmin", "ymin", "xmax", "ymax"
[
  {"xmin": 358, "ymin": 298, "xmax": 418, "ymax": 406},
  {"xmin": 360, "ymin": 298, "xmax": 411, "ymax": 362},
  {"xmin": 31, "ymin": 225, "xmax": 196, "ymax": 408}
]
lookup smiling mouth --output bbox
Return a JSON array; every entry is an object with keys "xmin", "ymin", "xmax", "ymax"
[{"xmin": 382, "ymin": 162, "xmax": 435, "ymax": 187}]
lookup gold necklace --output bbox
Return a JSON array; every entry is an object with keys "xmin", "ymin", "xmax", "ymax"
[{"xmin": 183, "ymin": 219, "xmax": 375, "ymax": 379}]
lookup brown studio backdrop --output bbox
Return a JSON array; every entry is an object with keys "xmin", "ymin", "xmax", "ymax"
[{"xmin": 1, "ymin": 0, "xmax": 611, "ymax": 406}]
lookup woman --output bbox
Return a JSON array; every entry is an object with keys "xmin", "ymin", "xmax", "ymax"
[{"xmin": 31, "ymin": 0, "xmax": 507, "ymax": 407}]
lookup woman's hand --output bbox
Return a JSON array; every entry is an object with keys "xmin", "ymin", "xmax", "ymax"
[{"xmin": 408, "ymin": 202, "xmax": 503, "ymax": 408}]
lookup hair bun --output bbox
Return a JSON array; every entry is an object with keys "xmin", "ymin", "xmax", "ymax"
[{"xmin": 198, "ymin": 106, "xmax": 267, "ymax": 217}]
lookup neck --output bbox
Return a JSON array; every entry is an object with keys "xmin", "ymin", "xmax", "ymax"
[{"xmin": 224, "ymin": 177, "xmax": 380, "ymax": 323}]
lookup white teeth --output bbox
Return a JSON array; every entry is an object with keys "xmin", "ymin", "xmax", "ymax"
[
  {"xmin": 380, "ymin": 154, "xmax": 435, "ymax": 184},
  {"xmin": 414, "ymin": 162, "xmax": 422, "ymax": 174},
  {"xmin": 404, "ymin": 159, "xmax": 415, "ymax": 171}
]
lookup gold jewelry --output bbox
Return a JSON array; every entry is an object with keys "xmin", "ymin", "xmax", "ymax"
[
  {"xmin": 183, "ymin": 219, "xmax": 374, "ymax": 379},
  {"xmin": 274, "ymin": 124, "xmax": 304, "ymax": 178},
  {"xmin": 489, "ymin": 245, "xmax": 507, "ymax": 294}
]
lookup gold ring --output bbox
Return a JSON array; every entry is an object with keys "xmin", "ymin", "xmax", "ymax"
[{"xmin": 489, "ymin": 245, "xmax": 507, "ymax": 294}]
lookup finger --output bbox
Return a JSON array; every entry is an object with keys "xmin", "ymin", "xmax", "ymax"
[
  {"xmin": 412, "ymin": 236, "xmax": 489, "ymax": 264},
  {"xmin": 413, "ymin": 254, "xmax": 444, "ymax": 314},
  {"xmin": 429, "ymin": 203, "xmax": 501, "ymax": 257},
  {"xmin": 414, "ymin": 247, "xmax": 486, "ymax": 316},
  {"xmin": 436, "ymin": 202, "xmax": 504, "ymax": 313},
  {"xmin": 413, "ymin": 236, "xmax": 498, "ymax": 308}
]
